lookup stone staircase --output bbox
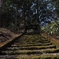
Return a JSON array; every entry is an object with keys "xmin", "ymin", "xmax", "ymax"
[{"xmin": 0, "ymin": 35, "xmax": 59, "ymax": 59}]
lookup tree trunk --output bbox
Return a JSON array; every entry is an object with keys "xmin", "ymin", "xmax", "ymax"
[{"xmin": 36, "ymin": 0, "xmax": 41, "ymax": 34}]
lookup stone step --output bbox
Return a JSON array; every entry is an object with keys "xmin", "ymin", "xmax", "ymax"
[
  {"xmin": 1, "ymin": 49, "xmax": 59, "ymax": 55},
  {"xmin": 0, "ymin": 55, "xmax": 18, "ymax": 59},
  {"xmin": 1, "ymin": 50, "xmax": 42, "ymax": 55},
  {"xmin": 13, "ymin": 42, "xmax": 52, "ymax": 45},
  {"xmin": 17, "ymin": 54, "xmax": 59, "ymax": 59},
  {"xmin": 11, "ymin": 43, "xmax": 52, "ymax": 47},
  {"xmin": 7, "ymin": 45, "xmax": 56, "ymax": 50},
  {"xmin": 15, "ymin": 39, "xmax": 50, "ymax": 42},
  {"xmin": 11, "ymin": 43, "xmax": 53, "ymax": 47},
  {"xmin": 0, "ymin": 54, "xmax": 59, "ymax": 59},
  {"xmin": 41, "ymin": 48, "xmax": 59, "ymax": 53},
  {"xmin": 14, "ymin": 40, "xmax": 50, "ymax": 43},
  {"xmin": 1, "ymin": 48, "xmax": 59, "ymax": 55}
]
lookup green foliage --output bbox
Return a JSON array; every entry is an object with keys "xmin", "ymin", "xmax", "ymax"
[
  {"xmin": 42, "ymin": 20, "xmax": 59, "ymax": 35},
  {"xmin": 0, "ymin": 0, "xmax": 58, "ymax": 33},
  {"xmin": 52, "ymin": 0, "xmax": 59, "ymax": 14}
]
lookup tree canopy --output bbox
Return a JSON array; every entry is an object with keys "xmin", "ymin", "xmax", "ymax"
[{"xmin": 0, "ymin": 0, "xmax": 59, "ymax": 33}]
